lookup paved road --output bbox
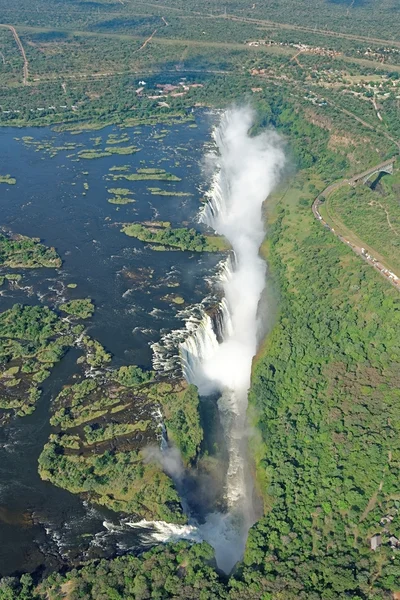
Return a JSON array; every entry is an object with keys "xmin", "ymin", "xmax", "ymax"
[{"xmin": 312, "ymin": 159, "xmax": 400, "ymax": 292}]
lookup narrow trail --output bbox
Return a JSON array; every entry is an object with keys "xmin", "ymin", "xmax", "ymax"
[
  {"xmin": 324, "ymin": 98, "xmax": 400, "ymax": 151},
  {"xmin": 312, "ymin": 159, "xmax": 400, "ymax": 291},
  {"xmin": 134, "ymin": 28, "xmax": 158, "ymax": 53},
  {"xmin": 369, "ymin": 201, "xmax": 400, "ymax": 236},
  {"xmin": 291, "ymin": 49, "xmax": 304, "ymax": 68},
  {"xmin": 0, "ymin": 24, "xmax": 28, "ymax": 84}
]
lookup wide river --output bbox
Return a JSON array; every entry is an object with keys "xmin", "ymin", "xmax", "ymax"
[{"xmin": 0, "ymin": 112, "xmax": 221, "ymax": 576}]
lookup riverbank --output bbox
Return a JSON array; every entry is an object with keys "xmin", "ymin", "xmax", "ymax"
[{"xmin": 246, "ymin": 167, "xmax": 400, "ymax": 596}]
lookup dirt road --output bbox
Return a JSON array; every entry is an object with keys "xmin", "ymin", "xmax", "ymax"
[{"xmin": 0, "ymin": 24, "xmax": 29, "ymax": 84}]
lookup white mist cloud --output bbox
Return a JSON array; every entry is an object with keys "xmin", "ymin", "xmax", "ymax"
[
  {"xmin": 143, "ymin": 445, "xmax": 184, "ymax": 482},
  {"xmin": 139, "ymin": 107, "xmax": 285, "ymax": 576},
  {"xmin": 200, "ymin": 106, "xmax": 285, "ymax": 394},
  {"xmin": 189, "ymin": 106, "xmax": 285, "ymax": 572}
]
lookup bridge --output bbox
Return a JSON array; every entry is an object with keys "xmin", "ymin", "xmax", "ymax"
[
  {"xmin": 349, "ymin": 158, "xmax": 395, "ymax": 186},
  {"xmin": 312, "ymin": 158, "xmax": 400, "ymax": 292}
]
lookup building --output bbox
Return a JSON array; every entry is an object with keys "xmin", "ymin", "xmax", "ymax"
[{"xmin": 370, "ymin": 534, "xmax": 382, "ymax": 551}]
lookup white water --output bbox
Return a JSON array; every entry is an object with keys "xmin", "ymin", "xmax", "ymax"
[
  {"xmin": 141, "ymin": 107, "xmax": 285, "ymax": 574},
  {"xmin": 181, "ymin": 107, "xmax": 285, "ymax": 571}
]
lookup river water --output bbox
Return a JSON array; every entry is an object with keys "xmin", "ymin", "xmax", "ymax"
[{"xmin": 0, "ymin": 112, "xmax": 221, "ymax": 576}]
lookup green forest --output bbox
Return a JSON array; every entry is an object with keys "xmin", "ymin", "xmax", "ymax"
[
  {"xmin": 122, "ymin": 222, "xmax": 229, "ymax": 252},
  {"xmin": 324, "ymin": 172, "xmax": 400, "ymax": 274}
]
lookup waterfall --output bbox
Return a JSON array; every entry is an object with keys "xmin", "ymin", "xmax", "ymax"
[
  {"xmin": 181, "ymin": 107, "xmax": 285, "ymax": 571},
  {"xmin": 179, "ymin": 313, "xmax": 219, "ymax": 389},
  {"xmin": 145, "ymin": 107, "xmax": 285, "ymax": 574}
]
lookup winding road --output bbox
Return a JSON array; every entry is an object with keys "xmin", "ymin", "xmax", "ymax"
[
  {"xmin": 312, "ymin": 159, "xmax": 400, "ymax": 291},
  {"xmin": 0, "ymin": 24, "xmax": 29, "ymax": 85}
]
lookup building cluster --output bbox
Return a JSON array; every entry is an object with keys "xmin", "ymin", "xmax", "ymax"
[
  {"xmin": 303, "ymin": 93, "xmax": 327, "ymax": 107},
  {"xmin": 358, "ymin": 46, "xmax": 400, "ymax": 62},
  {"xmin": 136, "ymin": 80, "xmax": 204, "ymax": 102},
  {"xmin": 1, "ymin": 105, "xmax": 73, "ymax": 115},
  {"xmin": 371, "ymin": 509, "xmax": 400, "ymax": 551},
  {"xmin": 246, "ymin": 39, "xmax": 341, "ymax": 58}
]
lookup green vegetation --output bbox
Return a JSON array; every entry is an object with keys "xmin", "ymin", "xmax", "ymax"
[
  {"xmin": 77, "ymin": 149, "xmax": 111, "ymax": 159},
  {"xmin": 109, "ymin": 165, "xmax": 130, "ymax": 172},
  {"xmin": 144, "ymin": 381, "xmax": 203, "ymax": 463},
  {"xmin": 1, "ymin": 0, "xmax": 400, "ymax": 594},
  {"xmin": 108, "ymin": 196, "xmax": 135, "ymax": 205},
  {"xmin": 111, "ymin": 168, "xmax": 181, "ymax": 182},
  {"xmin": 107, "ymin": 187, "xmax": 133, "ymax": 196},
  {"xmin": 238, "ymin": 171, "xmax": 400, "ymax": 599},
  {"xmin": 0, "ymin": 232, "xmax": 61, "ymax": 268},
  {"xmin": 322, "ymin": 173, "xmax": 400, "ymax": 274},
  {"xmin": 0, "ymin": 301, "xmax": 107, "ymax": 423},
  {"xmin": 148, "ymin": 187, "xmax": 193, "ymax": 197},
  {"xmin": 105, "ymin": 145, "xmax": 140, "ymax": 155},
  {"xmin": 106, "ymin": 133, "xmax": 130, "ymax": 145},
  {"xmin": 18, "ymin": 136, "xmax": 82, "ymax": 157},
  {"xmin": 0, "ymin": 304, "xmax": 78, "ymax": 420},
  {"xmin": 0, "ymin": 273, "xmax": 22, "ymax": 286},
  {"xmin": 59, "ymin": 298, "xmax": 94, "ymax": 319},
  {"xmin": 107, "ymin": 186, "xmax": 135, "ymax": 203},
  {"xmin": 111, "ymin": 365, "xmax": 154, "ymax": 387},
  {"xmin": 38, "ymin": 371, "xmax": 200, "ymax": 521},
  {"xmin": 122, "ymin": 222, "xmax": 229, "ymax": 252},
  {"xmin": 39, "ymin": 441, "xmax": 184, "ymax": 522},
  {"xmin": 0, "ymin": 542, "xmax": 225, "ymax": 600},
  {"xmin": 0, "ymin": 175, "xmax": 16, "ymax": 185},
  {"xmin": 79, "ymin": 335, "xmax": 111, "ymax": 368},
  {"xmin": 76, "ymin": 145, "xmax": 139, "ymax": 159},
  {"xmin": 84, "ymin": 421, "xmax": 150, "ymax": 445}
]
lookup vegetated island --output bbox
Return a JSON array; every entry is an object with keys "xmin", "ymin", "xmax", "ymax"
[
  {"xmin": 110, "ymin": 168, "xmax": 181, "ymax": 182},
  {"xmin": 77, "ymin": 145, "xmax": 140, "ymax": 159},
  {"xmin": 107, "ymin": 187, "xmax": 135, "ymax": 205},
  {"xmin": 0, "ymin": 304, "xmax": 84, "ymax": 421},
  {"xmin": 0, "ymin": 299, "xmax": 113, "ymax": 425},
  {"xmin": 59, "ymin": 298, "xmax": 94, "ymax": 319},
  {"xmin": 0, "ymin": 232, "xmax": 62, "ymax": 268},
  {"xmin": 0, "ymin": 175, "xmax": 16, "ymax": 185},
  {"xmin": 147, "ymin": 187, "xmax": 193, "ymax": 197},
  {"xmin": 38, "ymin": 363, "xmax": 203, "ymax": 523},
  {"xmin": 121, "ymin": 222, "xmax": 229, "ymax": 252}
]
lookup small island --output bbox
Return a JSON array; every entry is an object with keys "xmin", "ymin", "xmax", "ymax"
[
  {"xmin": 107, "ymin": 187, "xmax": 135, "ymax": 204},
  {"xmin": 0, "ymin": 232, "xmax": 62, "ymax": 268},
  {"xmin": 59, "ymin": 298, "xmax": 95, "ymax": 319},
  {"xmin": 110, "ymin": 168, "xmax": 181, "ymax": 182},
  {"xmin": 0, "ymin": 175, "xmax": 16, "ymax": 185},
  {"xmin": 147, "ymin": 187, "xmax": 192, "ymax": 197},
  {"xmin": 121, "ymin": 222, "xmax": 229, "ymax": 252},
  {"xmin": 77, "ymin": 145, "xmax": 140, "ymax": 159}
]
